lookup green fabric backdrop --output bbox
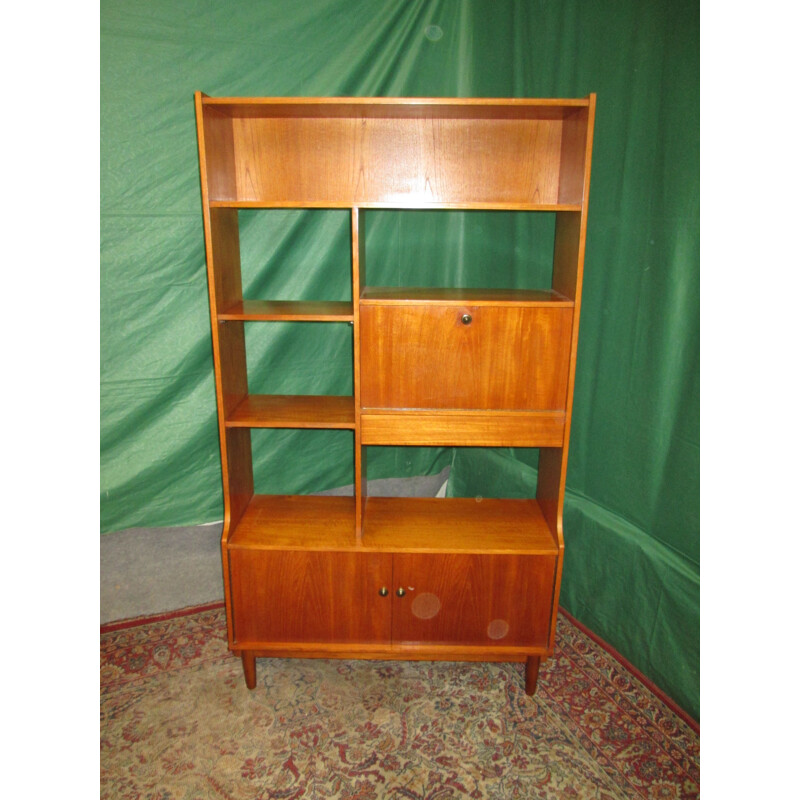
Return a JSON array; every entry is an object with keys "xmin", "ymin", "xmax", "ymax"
[{"xmin": 101, "ymin": 0, "xmax": 699, "ymax": 719}]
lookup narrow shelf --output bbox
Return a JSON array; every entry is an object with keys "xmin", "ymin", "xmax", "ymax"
[
  {"xmin": 360, "ymin": 287, "xmax": 574, "ymax": 307},
  {"xmin": 218, "ymin": 300, "xmax": 354, "ymax": 321},
  {"xmin": 361, "ymin": 497, "xmax": 559, "ymax": 555},
  {"xmin": 228, "ymin": 495, "xmax": 356, "ymax": 550},
  {"xmin": 226, "ymin": 395, "xmax": 356, "ymax": 429}
]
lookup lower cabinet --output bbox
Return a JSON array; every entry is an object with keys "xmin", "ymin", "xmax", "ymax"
[{"xmin": 229, "ymin": 549, "xmax": 556, "ymax": 651}]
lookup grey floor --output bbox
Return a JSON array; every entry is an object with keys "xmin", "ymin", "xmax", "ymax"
[{"xmin": 101, "ymin": 470, "xmax": 449, "ymax": 624}]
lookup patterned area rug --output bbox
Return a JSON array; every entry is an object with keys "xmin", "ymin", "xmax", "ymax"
[{"xmin": 101, "ymin": 605, "xmax": 699, "ymax": 799}]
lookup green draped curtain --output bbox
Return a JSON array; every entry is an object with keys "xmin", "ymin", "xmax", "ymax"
[{"xmin": 101, "ymin": 0, "xmax": 699, "ymax": 718}]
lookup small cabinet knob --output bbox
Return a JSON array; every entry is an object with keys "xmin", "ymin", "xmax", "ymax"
[
  {"xmin": 461, "ymin": 313, "xmax": 472, "ymax": 325},
  {"xmin": 379, "ymin": 586, "xmax": 389, "ymax": 597},
  {"xmin": 396, "ymin": 587, "xmax": 406, "ymax": 597}
]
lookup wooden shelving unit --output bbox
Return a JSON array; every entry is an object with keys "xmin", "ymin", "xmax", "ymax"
[{"xmin": 194, "ymin": 93, "xmax": 595, "ymax": 693}]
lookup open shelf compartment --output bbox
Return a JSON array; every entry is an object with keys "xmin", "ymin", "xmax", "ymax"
[
  {"xmin": 198, "ymin": 96, "xmax": 592, "ymax": 208},
  {"xmin": 226, "ymin": 394, "xmax": 355, "ymax": 429},
  {"xmin": 227, "ymin": 495, "xmax": 356, "ymax": 551},
  {"xmin": 361, "ymin": 497, "xmax": 558, "ymax": 555}
]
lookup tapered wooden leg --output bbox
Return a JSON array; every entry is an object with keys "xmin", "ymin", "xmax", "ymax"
[
  {"xmin": 241, "ymin": 652, "xmax": 257, "ymax": 689},
  {"xmin": 525, "ymin": 656, "xmax": 541, "ymax": 695}
]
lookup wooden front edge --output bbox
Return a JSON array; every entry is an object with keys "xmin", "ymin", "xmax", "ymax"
[
  {"xmin": 539, "ymin": 93, "xmax": 596, "ymax": 651},
  {"xmin": 233, "ymin": 643, "xmax": 547, "ymax": 662},
  {"xmin": 361, "ymin": 411, "xmax": 565, "ymax": 447}
]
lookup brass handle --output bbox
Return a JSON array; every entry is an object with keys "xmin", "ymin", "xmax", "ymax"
[
  {"xmin": 461, "ymin": 313, "xmax": 472, "ymax": 325},
  {"xmin": 379, "ymin": 586, "xmax": 389, "ymax": 597},
  {"xmin": 396, "ymin": 587, "xmax": 406, "ymax": 597}
]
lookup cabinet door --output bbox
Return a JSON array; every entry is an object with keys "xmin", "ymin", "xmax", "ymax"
[
  {"xmin": 360, "ymin": 304, "xmax": 573, "ymax": 410},
  {"xmin": 229, "ymin": 550, "xmax": 392, "ymax": 646},
  {"xmin": 392, "ymin": 553, "xmax": 556, "ymax": 647}
]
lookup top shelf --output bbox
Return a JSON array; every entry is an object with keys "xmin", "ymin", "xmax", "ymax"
[
  {"xmin": 196, "ymin": 94, "xmax": 595, "ymax": 209},
  {"xmin": 199, "ymin": 95, "xmax": 592, "ymax": 120}
]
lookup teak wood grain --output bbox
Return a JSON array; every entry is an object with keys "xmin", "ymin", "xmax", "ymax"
[
  {"xmin": 391, "ymin": 553, "xmax": 556, "ymax": 648},
  {"xmin": 225, "ymin": 117, "xmax": 567, "ymax": 207},
  {"xmin": 360, "ymin": 304, "xmax": 573, "ymax": 411},
  {"xmin": 229, "ymin": 550, "xmax": 392, "ymax": 645}
]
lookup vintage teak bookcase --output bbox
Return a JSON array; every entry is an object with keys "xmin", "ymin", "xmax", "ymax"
[{"xmin": 194, "ymin": 94, "xmax": 595, "ymax": 692}]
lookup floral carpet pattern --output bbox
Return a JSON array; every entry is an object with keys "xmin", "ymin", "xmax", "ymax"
[{"xmin": 100, "ymin": 605, "xmax": 699, "ymax": 799}]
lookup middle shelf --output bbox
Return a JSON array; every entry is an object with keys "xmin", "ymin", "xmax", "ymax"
[
  {"xmin": 226, "ymin": 394, "xmax": 356, "ymax": 429},
  {"xmin": 218, "ymin": 300, "xmax": 354, "ymax": 321}
]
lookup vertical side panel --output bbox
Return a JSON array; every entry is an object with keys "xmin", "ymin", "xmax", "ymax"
[
  {"xmin": 552, "ymin": 211, "xmax": 582, "ymax": 301},
  {"xmin": 208, "ymin": 207, "xmax": 244, "ymax": 314},
  {"xmin": 204, "ymin": 208, "xmax": 251, "ymax": 525},
  {"xmin": 196, "ymin": 93, "xmax": 253, "ymax": 651},
  {"xmin": 225, "ymin": 427, "xmax": 254, "ymax": 531},
  {"xmin": 202, "ymin": 106, "xmax": 237, "ymax": 202},
  {"xmin": 557, "ymin": 107, "xmax": 588, "ymax": 206},
  {"xmin": 539, "ymin": 94, "xmax": 596, "ymax": 650}
]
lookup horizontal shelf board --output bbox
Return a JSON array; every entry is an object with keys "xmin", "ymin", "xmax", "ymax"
[
  {"xmin": 209, "ymin": 200, "xmax": 583, "ymax": 212},
  {"xmin": 228, "ymin": 495, "xmax": 356, "ymax": 550},
  {"xmin": 228, "ymin": 496, "xmax": 558, "ymax": 555},
  {"xmin": 362, "ymin": 497, "xmax": 558, "ymax": 555},
  {"xmin": 360, "ymin": 287, "xmax": 573, "ymax": 307},
  {"xmin": 226, "ymin": 395, "xmax": 356, "ymax": 428},
  {"xmin": 202, "ymin": 95, "xmax": 591, "ymax": 120},
  {"xmin": 218, "ymin": 300, "xmax": 353, "ymax": 321},
  {"xmin": 360, "ymin": 410, "xmax": 565, "ymax": 447}
]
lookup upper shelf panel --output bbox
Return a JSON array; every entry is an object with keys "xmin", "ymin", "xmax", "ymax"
[
  {"xmin": 196, "ymin": 95, "xmax": 594, "ymax": 209},
  {"xmin": 200, "ymin": 96, "xmax": 590, "ymax": 118}
]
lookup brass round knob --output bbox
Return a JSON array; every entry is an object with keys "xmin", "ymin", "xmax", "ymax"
[
  {"xmin": 396, "ymin": 587, "xmax": 406, "ymax": 597},
  {"xmin": 379, "ymin": 586, "xmax": 389, "ymax": 597},
  {"xmin": 461, "ymin": 313, "xmax": 472, "ymax": 325}
]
